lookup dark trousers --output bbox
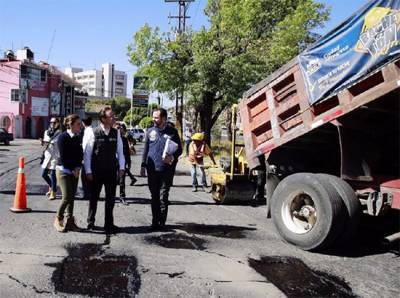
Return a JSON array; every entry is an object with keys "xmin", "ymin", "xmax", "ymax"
[
  {"xmin": 147, "ymin": 169, "xmax": 174, "ymax": 227},
  {"xmin": 88, "ymin": 171, "xmax": 117, "ymax": 228},
  {"xmin": 119, "ymin": 163, "xmax": 136, "ymax": 198},
  {"xmin": 42, "ymin": 168, "xmax": 57, "ymax": 192},
  {"xmin": 254, "ymin": 169, "xmax": 266, "ymax": 198},
  {"xmin": 185, "ymin": 140, "xmax": 191, "ymax": 156}
]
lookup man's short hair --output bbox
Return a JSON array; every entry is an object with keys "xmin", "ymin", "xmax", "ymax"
[
  {"xmin": 153, "ymin": 108, "xmax": 167, "ymax": 119},
  {"xmin": 99, "ymin": 106, "xmax": 112, "ymax": 123},
  {"xmin": 82, "ymin": 117, "xmax": 92, "ymax": 126}
]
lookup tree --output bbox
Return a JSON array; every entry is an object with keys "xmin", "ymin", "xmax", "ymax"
[
  {"xmin": 123, "ymin": 114, "xmax": 143, "ymax": 126},
  {"xmin": 139, "ymin": 116, "xmax": 153, "ymax": 129},
  {"xmin": 111, "ymin": 96, "xmax": 131, "ymax": 121},
  {"xmin": 127, "ymin": 0, "xmax": 330, "ymax": 142}
]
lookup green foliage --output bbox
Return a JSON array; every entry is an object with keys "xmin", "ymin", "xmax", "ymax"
[
  {"xmin": 110, "ymin": 96, "xmax": 131, "ymax": 121},
  {"xmin": 85, "ymin": 96, "xmax": 131, "ymax": 121},
  {"xmin": 127, "ymin": 0, "xmax": 330, "ymax": 139},
  {"xmin": 123, "ymin": 114, "xmax": 143, "ymax": 126},
  {"xmin": 139, "ymin": 116, "xmax": 153, "ymax": 129}
]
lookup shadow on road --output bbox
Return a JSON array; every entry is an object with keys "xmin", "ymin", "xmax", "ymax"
[
  {"xmin": 119, "ymin": 197, "xmax": 216, "ymax": 206},
  {"xmin": 324, "ymin": 211, "xmax": 400, "ymax": 258},
  {"xmin": 174, "ymin": 170, "xmax": 190, "ymax": 176},
  {"xmin": 0, "ymin": 184, "xmax": 48, "ymax": 196},
  {"xmin": 30, "ymin": 210, "xmax": 56, "ymax": 214}
]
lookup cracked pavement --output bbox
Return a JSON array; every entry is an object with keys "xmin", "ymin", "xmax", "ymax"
[{"xmin": 0, "ymin": 140, "xmax": 399, "ymax": 297}]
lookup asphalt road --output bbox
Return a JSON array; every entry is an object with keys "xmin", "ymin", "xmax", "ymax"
[{"xmin": 0, "ymin": 139, "xmax": 399, "ymax": 298}]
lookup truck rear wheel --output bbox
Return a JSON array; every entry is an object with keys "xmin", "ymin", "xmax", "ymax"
[
  {"xmin": 265, "ymin": 174, "xmax": 280, "ymax": 218},
  {"xmin": 271, "ymin": 173, "xmax": 344, "ymax": 251},
  {"xmin": 316, "ymin": 174, "xmax": 361, "ymax": 245}
]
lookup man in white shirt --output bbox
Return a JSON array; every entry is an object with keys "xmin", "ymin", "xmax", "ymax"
[
  {"xmin": 84, "ymin": 107, "xmax": 125, "ymax": 234},
  {"xmin": 81, "ymin": 117, "xmax": 94, "ymax": 202}
]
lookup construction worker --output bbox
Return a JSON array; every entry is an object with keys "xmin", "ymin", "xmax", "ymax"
[
  {"xmin": 140, "ymin": 108, "xmax": 182, "ymax": 230},
  {"xmin": 84, "ymin": 106, "xmax": 125, "ymax": 234},
  {"xmin": 188, "ymin": 132, "xmax": 216, "ymax": 192}
]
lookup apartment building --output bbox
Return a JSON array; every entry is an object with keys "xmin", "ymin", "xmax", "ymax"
[
  {"xmin": 65, "ymin": 63, "xmax": 127, "ymax": 98},
  {"xmin": 0, "ymin": 48, "xmax": 80, "ymax": 138}
]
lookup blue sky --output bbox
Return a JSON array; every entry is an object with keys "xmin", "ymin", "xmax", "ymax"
[{"xmin": 0, "ymin": 0, "xmax": 368, "ymax": 103}]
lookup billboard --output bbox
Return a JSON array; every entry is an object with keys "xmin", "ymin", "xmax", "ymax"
[
  {"xmin": 299, "ymin": 0, "xmax": 400, "ymax": 105},
  {"xmin": 132, "ymin": 75, "xmax": 149, "ymax": 107},
  {"xmin": 50, "ymin": 92, "xmax": 61, "ymax": 115},
  {"xmin": 31, "ymin": 97, "xmax": 49, "ymax": 117}
]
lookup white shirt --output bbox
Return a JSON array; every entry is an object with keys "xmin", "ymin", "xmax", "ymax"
[
  {"xmin": 83, "ymin": 124, "xmax": 125, "ymax": 174},
  {"xmin": 41, "ymin": 129, "xmax": 61, "ymax": 170},
  {"xmin": 82, "ymin": 125, "xmax": 94, "ymax": 152}
]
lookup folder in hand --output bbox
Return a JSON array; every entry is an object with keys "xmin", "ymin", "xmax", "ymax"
[{"xmin": 162, "ymin": 136, "xmax": 179, "ymax": 162}]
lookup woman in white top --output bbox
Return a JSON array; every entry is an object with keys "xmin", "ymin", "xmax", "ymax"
[{"xmin": 41, "ymin": 117, "xmax": 61, "ymax": 200}]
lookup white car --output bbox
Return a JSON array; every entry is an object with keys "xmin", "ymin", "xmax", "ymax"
[{"xmin": 128, "ymin": 128, "xmax": 145, "ymax": 142}]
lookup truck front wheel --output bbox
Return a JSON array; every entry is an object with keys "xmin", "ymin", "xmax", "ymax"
[{"xmin": 271, "ymin": 173, "xmax": 345, "ymax": 251}]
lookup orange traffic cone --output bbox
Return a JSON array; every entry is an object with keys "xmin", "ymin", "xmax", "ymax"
[{"xmin": 10, "ymin": 157, "xmax": 31, "ymax": 213}]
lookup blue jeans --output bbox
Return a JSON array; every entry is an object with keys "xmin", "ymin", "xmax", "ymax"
[
  {"xmin": 191, "ymin": 164, "xmax": 207, "ymax": 187},
  {"xmin": 42, "ymin": 168, "xmax": 57, "ymax": 192}
]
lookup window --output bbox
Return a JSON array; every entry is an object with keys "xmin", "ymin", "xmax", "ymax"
[
  {"xmin": 10, "ymin": 89, "xmax": 19, "ymax": 101},
  {"xmin": 20, "ymin": 65, "xmax": 46, "ymax": 82},
  {"xmin": 116, "ymin": 81, "xmax": 124, "ymax": 86}
]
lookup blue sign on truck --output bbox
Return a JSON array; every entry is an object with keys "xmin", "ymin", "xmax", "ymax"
[{"xmin": 299, "ymin": 0, "xmax": 400, "ymax": 105}]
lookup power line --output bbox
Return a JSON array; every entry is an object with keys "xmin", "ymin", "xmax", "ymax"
[
  {"xmin": 46, "ymin": 29, "xmax": 57, "ymax": 63},
  {"xmin": 165, "ymin": 0, "xmax": 194, "ymax": 139},
  {"xmin": 166, "ymin": 0, "xmax": 193, "ymax": 34}
]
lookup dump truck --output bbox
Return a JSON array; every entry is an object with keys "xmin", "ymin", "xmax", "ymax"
[{"xmin": 238, "ymin": 1, "xmax": 400, "ymax": 250}]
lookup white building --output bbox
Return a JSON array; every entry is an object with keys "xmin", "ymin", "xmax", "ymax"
[{"xmin": 64, "ymin": 63, "xmax": 127, "ymax": 98}]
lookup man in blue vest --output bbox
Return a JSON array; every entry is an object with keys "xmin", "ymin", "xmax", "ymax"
[
  {"xmin": 84, "ymin": 107, "xmax": 125, "ymax": 234},
  {"xmin": 141, "ymin": 108, "xmax": 182, "ymax": 230}
]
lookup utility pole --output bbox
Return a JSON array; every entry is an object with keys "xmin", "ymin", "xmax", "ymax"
[{"xmin": 165, "ymin": 0, "xmax": 193, "ymax": 139}]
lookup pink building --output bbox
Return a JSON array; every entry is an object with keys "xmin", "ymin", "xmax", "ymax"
[{"xmin": 0, "ymin": 48, "xmax": 80, "ymax": 138}]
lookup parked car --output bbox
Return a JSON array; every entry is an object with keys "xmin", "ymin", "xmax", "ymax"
[
  {"xmin": 0, "ymin": 128, "xmax": 13, "ymax": 145},
  {"xmin": 128, "ymin": 128, "xmax": 145, "ymax": 142}
]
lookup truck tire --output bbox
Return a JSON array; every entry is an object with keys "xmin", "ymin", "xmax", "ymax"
[
  {"xmin": 316, "ymin": 174, "xmax": 361, "ymax": 245},
  {"xmin": 139, "ymin": 136, "xmax": 143, "ymax": 142},
  {"xmin": 271, "ymin": 173, "xmax": 345, "ymax": 251},
  {"xmin": 266, "ymin": 174, "xmax": 280, "ymax": 218}
]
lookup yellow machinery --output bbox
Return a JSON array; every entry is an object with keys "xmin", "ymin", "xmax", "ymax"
[{"xmin": 210, "ymin": 104, "xmax": 255, "ymax": 204}]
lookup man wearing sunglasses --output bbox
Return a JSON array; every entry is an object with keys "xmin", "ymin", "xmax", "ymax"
[{"xmin": 84, "ymin": 107, "xmax": 125, "ymax": 234}]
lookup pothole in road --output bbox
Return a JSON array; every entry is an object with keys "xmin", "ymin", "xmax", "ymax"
[
  {"xmin": 176, "ymin": 223, "xmax": 257, "ymax": 239},
  {"xmin": 248, "ymin": 256, "xmax": 357, "ymax": 297},
  {"xmin": 145, "ymin": 233, "xmax": 207, "ymax": 250},
  {"xmin": 45, "ymin": 243, "xmax": 141, "ymax": 297},
  {"xmin": 0, "ymin": 184, "xmax": 49, "ymax": 195}
]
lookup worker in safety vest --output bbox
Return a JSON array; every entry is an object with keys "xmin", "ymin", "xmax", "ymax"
[{"xmin": 188, "ymin": 132, "xmax": 216, "ymax": 192}]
